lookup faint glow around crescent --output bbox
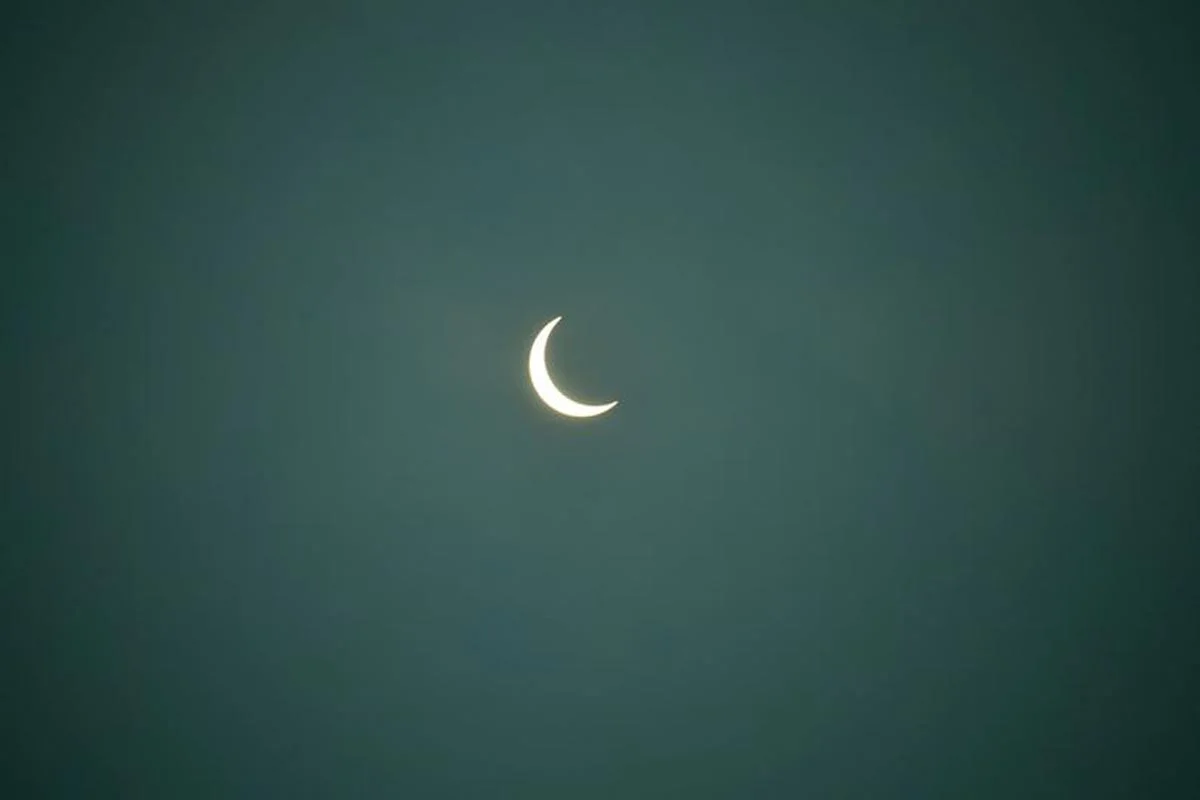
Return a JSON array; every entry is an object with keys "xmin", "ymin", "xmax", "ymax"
[{"xmin": 528, "ymin": 316, "xmax": 618, "ymax": 418}]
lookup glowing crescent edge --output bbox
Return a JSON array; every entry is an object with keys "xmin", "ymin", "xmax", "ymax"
[{"xmin": 528, "ymin": 316, "xmax": 618, "ymax": 418}]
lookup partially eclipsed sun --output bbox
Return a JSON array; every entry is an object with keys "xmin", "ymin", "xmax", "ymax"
[{"xmin": 528, "ymin": 316, "xmax": 618, "ymax": 418}]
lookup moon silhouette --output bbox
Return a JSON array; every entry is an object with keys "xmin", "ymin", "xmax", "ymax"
[{"xmin": 528, "ymin": 316, "xmax": 618, "ymax": 418}]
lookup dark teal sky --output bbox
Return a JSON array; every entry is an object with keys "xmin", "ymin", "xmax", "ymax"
[{"xmin": 6, "ymin": 1, "xmax": 1198, "ymax": 796}]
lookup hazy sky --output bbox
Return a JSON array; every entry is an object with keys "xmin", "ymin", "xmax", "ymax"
[{"xmin": 6, "ymin": 1, "xmax": 1197, "ymax": 796}]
